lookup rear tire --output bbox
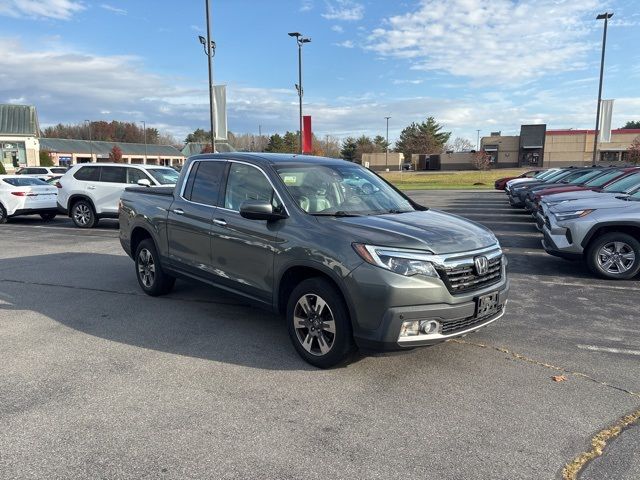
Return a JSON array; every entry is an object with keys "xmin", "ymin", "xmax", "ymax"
[
  {"xmin": 586, "ymin": 232, "xmax": 640, "ymax": 280},
  {"xmin": 286, "ymin": 277, "xmax": 355, "ymax": 368},
  {"xmin": 71, "ymin": 200, "xmax": 97, "ymax": 228},
  {"xmin": 135, "ymin": 239, "xmax": 175, "ymax": 296},
  {"xmin": 40, "ymin": 213, "xmax": 56, "ymax": 222},
  {"xmin": 0, "ymin": 204, "xmax": 6, "ymax": 224}
]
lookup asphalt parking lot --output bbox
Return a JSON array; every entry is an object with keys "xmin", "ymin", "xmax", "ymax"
[{"xmin": 1, "ymin": 190, "xmax": 638, "ymax": 480}]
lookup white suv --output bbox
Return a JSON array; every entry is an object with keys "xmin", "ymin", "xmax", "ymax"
[
  {"xmin": 17, "ymin": 166, "xmax": 69, "ymax": 180},
  {"xmin": 57, "ymin": 163, "xmax": 179, "ymax": 228}
]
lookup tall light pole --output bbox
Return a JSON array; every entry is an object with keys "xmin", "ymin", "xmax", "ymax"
[
  {"xmin": 141, "ymin": 120, "xmax": 147, "ymax": 164},
  {"xmin": 198, "ymin": 0, "xmax": 216, "ymax": 153},
  {"xmin": 85, "ymin": 120, "xmax": 93, "ymax": 162},
  {"xmin": 384, "ymin": 116, "xmax": 391, "ymax": 167},
  {"xmin": 592, "ymin": 12, "xmax": 613, "ymax": 166},
  {"xmin": 288, "ymin": 32, "xmax": 311, "ymax": 154},
  {"xmin": 476, "ymin": 129, "xmax": 481, "ymax": 150}
]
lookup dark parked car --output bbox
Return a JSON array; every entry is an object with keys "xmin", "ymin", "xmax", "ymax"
[
  {"xmin": 119, "ymin": 153, "xmax": 509, "ymax": 368},
  {"xmin": 494, "ymin": 169, "xmax": 544, "ymax": 190}
]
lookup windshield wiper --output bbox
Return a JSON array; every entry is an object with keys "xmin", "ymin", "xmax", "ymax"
[
  {"xmin": 311, "ymin": 211, "xmax": 361, "ymax": 217},
  {"xmin": 386, "ymin": 208, "xmax": 413, "ymax": 214}
]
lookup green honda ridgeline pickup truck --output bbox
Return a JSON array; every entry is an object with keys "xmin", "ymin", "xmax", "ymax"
[{"xmin": 119, "ymin": 153, "xmax": 509, "ymax": 368}]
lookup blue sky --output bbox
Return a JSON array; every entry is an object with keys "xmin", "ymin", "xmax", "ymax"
[{"xmin": 0, "ymin": 0, "xmax": 639, "ymax": 145}]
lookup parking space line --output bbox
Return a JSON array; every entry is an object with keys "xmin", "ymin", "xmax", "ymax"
[{"xmin": 577, "ymin": 345, "xmax": 640, "ymax": 356}]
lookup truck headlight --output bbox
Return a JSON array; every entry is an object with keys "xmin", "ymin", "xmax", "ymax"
[
  {"xmin": 352, "ymin": 243, "xmax": 440, "ymax": 278},
  {"xmin": 553, "ymin": 209, "xmax": 594, "ymax": 222}
]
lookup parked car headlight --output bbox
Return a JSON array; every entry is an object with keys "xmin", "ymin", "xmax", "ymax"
[
  {"xmin": 553, "ymin": 209, "xmax": 594, "ymax": 222},
  {"xmin": 352, "ymin": 243, "xmax": 439, "ymax": 278}
]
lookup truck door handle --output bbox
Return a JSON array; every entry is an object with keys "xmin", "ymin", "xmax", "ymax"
[
  {"xmin": 172, "ymin": 208, "xmax": 184, "ymax": 215},
  {"xmin": 213, "ymin": 218, "xmax": 227, "ymax": 226}
]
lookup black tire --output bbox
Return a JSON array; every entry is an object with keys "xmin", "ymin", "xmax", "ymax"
[
  {"xmin": 134, "ymin": 239, "xmax": 176, "ymax": 296},
  {"xmin": 40, "ymin": 213, "xmax": 56, "ymax": 222},
  {"xmin": 286, "ymin": 277, "xmax": 355, "ymax": 368},
  {"xmin": 586, "ymin": 232, "xmax": 640, "ymax": 280},
  {"xmin": 71, "ymin": 199, "xmax": 97, "ymax": 228},
  {"xmin": 0, "ymin": 204, "xmax": 7, "ymax": 224}
]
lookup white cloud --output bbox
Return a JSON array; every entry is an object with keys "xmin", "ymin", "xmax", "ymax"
[
  {"xmin": 322, "ymin": 0, "xmax": 364, "ymax": 21},
  {"xmin": 190, "ymin": 24, "xmax": 203, "ymax": 32},
  {"xmin": 300, "ymin": 0, "xmax": 313, "ymax": 12},
  {"xmin": 0, "ymin": 0, "xmax": 85, "ymax": 20},
  {"xmin": 331, "ymin": 25, "xmax": 344, "ymax": 33},
  {"xmin": 392, "ymin": 79, "xmax": 424, "ymax": 85},
  {"xmin": 366, "ymin": 0, "xmax": 599, "ymax": 86},
  {"xmin": 100, "ymin": 4, "xmax": 127, "ymax": 15},
  {"xmin": 334, "ymin": 40, "xmax": 354, "ymax": 48}
]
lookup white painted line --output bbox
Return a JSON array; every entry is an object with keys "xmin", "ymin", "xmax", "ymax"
[{"xmin": 577, "ymin": 345, "xmax": 640, "ymax": 356}]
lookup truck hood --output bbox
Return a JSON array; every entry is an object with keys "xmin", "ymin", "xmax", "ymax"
[
  {"xmin": 318, "ymin": 209, "xmax": 498, "ymax": 255},
  {"xmin": 536, "ymin": 185, "xmax": 589, "ymax": 198}
]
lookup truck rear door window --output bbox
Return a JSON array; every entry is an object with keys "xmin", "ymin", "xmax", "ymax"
[
  {"xmin": 74, "ymin": 166, "xmax": 101, "ymax": 181},
  {"xmin": 188, "ymin": 161, "xmax": 226, "ymax": 206},
  {"xmin": 100, "ymin": 167, "xmax": 127, "ymax": 184}
]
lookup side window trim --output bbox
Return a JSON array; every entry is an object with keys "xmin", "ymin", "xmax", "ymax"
[{"xmin": 219, "ymin": 160, "xmax": 289, "ymax": 216}]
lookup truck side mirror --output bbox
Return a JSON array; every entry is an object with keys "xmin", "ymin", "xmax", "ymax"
[{"xmin": 239, "ymin": 200, "xmax": 287, "ymax": 221}]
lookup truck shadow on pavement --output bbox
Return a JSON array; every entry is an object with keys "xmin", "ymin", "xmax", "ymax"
[{"xmin": 0, "ymin": 253, "xmax": 320, "ymax": 371}]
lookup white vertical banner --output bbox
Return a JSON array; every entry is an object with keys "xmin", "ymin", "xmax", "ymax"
[
  {"xmin": 213, "ymin": 85, "xmax": 228, "ymax": 140},
  {"xmin": 599, "ymin": 99, "xmax": 614, "ymax": 143}
]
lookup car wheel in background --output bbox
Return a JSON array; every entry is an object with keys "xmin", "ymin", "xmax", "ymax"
[
  {"xmin": 286, "ymin": 277, "xmax": 355, "ymax": 368},
  {"xmin": 0, "ymin": 204, "xmax": 7, "ymax": 224},
  {"xmin": 39, "ymin": 213, "xmax": 56, "ymax": 222},
  {"xmin": 71, "ymin": 200, "xmax": 97, "ymax": 228},
  {"xmin": 586, "ymin": 232, "xmax": 640, "ymax": 280},
  {"xmin": 135, "ymin": 239, "xmax": 176, "ymax": 296}
]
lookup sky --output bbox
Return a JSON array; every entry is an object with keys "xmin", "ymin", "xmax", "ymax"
[{"xmin": 0, "ymin": 0, "xmax": 639, "ymax": 145}]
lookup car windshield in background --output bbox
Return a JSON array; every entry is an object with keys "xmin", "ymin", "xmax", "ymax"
[
  {"xmin": 2, "ymin": 177, "xmax": 49, "ymax": 186},
  {"xmin": 51, "ymin": 168, "xmax": 67, "ymax": 174},
  {"xmin": 275, "ymin": 164, "xmax": 416, "ymax": 216},
  {"xmin": 603, "ymin": 172, "xmax": 640, "ymax": 193},
  {"xmin": 584, "ymin": 170, "xmax": 624, "ymax": 187},
  {"xmin": 568, "ymin": 170, "xmax": 607, "ymax": 185},
  {"xmin": 146, "ymin": 168, "xmax": 179, "ymax": 185}
]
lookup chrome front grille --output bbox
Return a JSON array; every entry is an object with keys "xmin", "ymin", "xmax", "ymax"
[{"xmin": 438, "ymin": 256, "xmax": 502, "ymax": 294}]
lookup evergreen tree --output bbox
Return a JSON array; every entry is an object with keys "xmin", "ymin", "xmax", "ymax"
[
  {"xmin": 39, "ymin": 150, "xmax": 54, "ymax": 167},
  {"xmin": 395, "ymin": 117, "xmax": 451, "ymax": 160},
  {"xmin": 340, "ymin": 137, "xmax": 357, "ymax": 161},
  {"xmin": 265, "ymin": 134, "xmax": 285, "ymax": 153},
  {"xmin": 622, "ymin": 121, "xmax": 640, "ymax": 129}
]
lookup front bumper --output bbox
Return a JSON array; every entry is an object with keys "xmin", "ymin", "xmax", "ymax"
[
  {"xmin": 344, "ymin": 257, "xmax": 510, "ymax": 352},
  {"xmin": 508, "ymin": 193, "xmax": 525, "ymax": 207},
  {"xmin": 541, "ymin": 215, "xmax": 582, "ymax": 260}
]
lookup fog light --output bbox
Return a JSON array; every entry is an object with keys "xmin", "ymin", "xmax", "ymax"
[
  {"xmin": 420, "ymin": 320, "xmax": 440, "ymax": 335},
  {"xmin": 399, "ymin": 321, "xmax": 420, "ymax": 337}
]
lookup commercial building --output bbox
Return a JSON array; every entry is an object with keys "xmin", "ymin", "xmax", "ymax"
[
  {"xmin": 40, "ymin": 138, "xmax": 184, "ymax": 167},
  {"xmin": 481, "ymin": 124, "xmax": 640, "ymax": 168},
  {"xmin": 0, "ymin": 104, "xmax": 40, "ymax": 171}
]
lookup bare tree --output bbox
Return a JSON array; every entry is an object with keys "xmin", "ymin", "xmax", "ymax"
[{"xmin": 447, "ymin": 137, "xmax": 475, "ymax": 152}]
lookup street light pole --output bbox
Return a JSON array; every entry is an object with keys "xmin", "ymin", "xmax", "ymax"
[
  {"xmin": 85, "ymin": 120, "xmax": 93, "ymax": 163},
  {"xmin": 384, "ymin": 116, "xmax": 391, "ymax": 167},
  {"xmin": 142, "ymin": 120, "xmax": 147, "ymax": 164},
  {"xmin": 592, "ymin": 12, "xmax": 613, "ymax": 166},
  {"xmin": 288, "ymin": 32, "xmax": 311, "ymax": 154},
  {"xmin": 476, "ymin": 129, "xmax": 481, "ymax": 150},
  {"xmin": 199, "ymin": 0, "xmax": 217, "ymax": 153}
]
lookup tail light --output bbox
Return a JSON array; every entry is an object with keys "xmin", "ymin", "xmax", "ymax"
[{"xmin": 11, "ymin": 192, "xmax": 37, "ymax": 197}]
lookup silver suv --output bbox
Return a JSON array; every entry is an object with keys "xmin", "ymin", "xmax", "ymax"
[{"xmin": 542, "ymin": 190, "xmax": 640, "ymax": 279}]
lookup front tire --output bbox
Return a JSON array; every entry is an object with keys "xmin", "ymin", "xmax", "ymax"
[
  {"xmin": 0, "ymin": 204, "xmax": 7, "ymax": 224},
  {"xmin": 286, "ymin": 278, "xmax": 355, "ymax": 368},
  {"xmin": 71, "ymin": 200, "xmax": 97, "ymax": 228},
  {"xmin": 135, "ymin": 239, "xmax": 175, "ymax": 296},
  {"xmin": 586, "ymin": 232, "xmax": 640, "ymax": 280}
]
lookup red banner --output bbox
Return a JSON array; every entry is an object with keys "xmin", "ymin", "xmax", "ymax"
[{"xmin": 302, "ymin": 115, "xmax": 312, "ymax": 154}]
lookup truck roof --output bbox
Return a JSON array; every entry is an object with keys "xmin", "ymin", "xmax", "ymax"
[{"xmin": 187, "ymin": 152, "xmax": 350, "ymax": 167}]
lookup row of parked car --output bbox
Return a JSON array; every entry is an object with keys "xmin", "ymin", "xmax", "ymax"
[
  {"xmin": 495, "ymin": 166, "xmax": 640, "ymax": 280},
  {"xmin": 0, "ymin": 164, "xmax": 178, "ymax": 225}
]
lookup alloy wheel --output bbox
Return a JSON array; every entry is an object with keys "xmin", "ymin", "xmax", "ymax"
[
  {"xmin": 137, "ymin": 248, "xmax": 156, "ymax": 288},
  {"xmin": 597, "ymin": 241, "xmax": 636, "ymax": 274},
  {"xmin": 73, "ymin": 204, "xmax": 91, "ymax": 226},
  {"xmin": 293, "ymin": 294, "xmax": 336, "ymax": 356}
]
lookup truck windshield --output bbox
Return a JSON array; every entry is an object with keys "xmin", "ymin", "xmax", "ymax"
[
  {"xmin": 274, "ymin": 163, "xmax": 416, "ymax": 216},
  {"xmin": 584, "ymin": 170, "xmax": 622, "ymax": 187},
  {"xmin": 603, "ymin": 172, "xmax": 640, "ymax": 193}
]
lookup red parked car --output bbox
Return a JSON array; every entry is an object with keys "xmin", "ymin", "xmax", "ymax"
[
  {"xmin": 494, "ymin": 169, "xmax": 545, "ymax": 190},
  {"xmin": 529, "ymin": 166, "xmax": 640, "ymax": 209}
]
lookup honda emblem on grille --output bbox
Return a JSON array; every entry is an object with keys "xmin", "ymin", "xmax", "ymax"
[{"xmin": 474, "ymin": 256, "xmax": 489, "ymax": 275}]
